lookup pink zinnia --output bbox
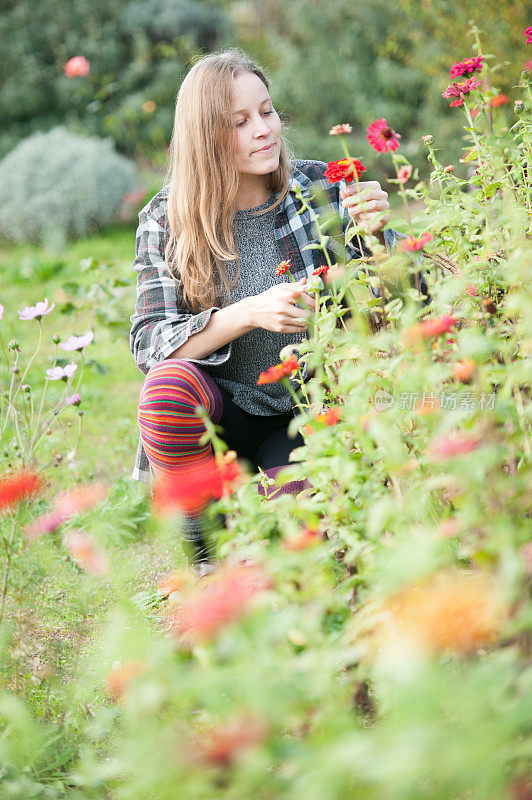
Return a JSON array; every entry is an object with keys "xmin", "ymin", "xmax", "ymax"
[
  {"xmin": 449, "ymin": 56, "xmax": 484, "ymax": 78},
  {"xmin": 329, "ymin": 123, "xmax": 353, "ymax": 136},
  {"xmin": 398, "ymin": 232, "xmax": 433, "ymax": 252},
  {"xmin": 366, "ymin": 118, "xmax": 401, "ymax": 153},
  {"xmin": 60, "ymin": 331, "xmax": 94, "ymax": 352},
  {"xmin": 442, "ymin": 78, "xmax": 482, "ymax": 107},
  {"xmin": 18, "ymin": 298, "xmax": 55, "ymax": 321},
  {"xmin": 429, "ymin": 431, "xmax": 482, "ymax": 461},
  {"xmin": 397, "ymin": 165, "xmax": 412, "ymax": 184},
  {"xmin": 524, "ymin": 27, "xmax": 532, "ymax": 45},
  {"xmin": 63, "ymin": 56, "xmax": 90, "ymax": 78}
]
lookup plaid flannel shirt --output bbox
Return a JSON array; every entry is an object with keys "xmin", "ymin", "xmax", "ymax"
[{"xmin": 129, "ymin": 158, "xmax": 409, "ymax": 482}]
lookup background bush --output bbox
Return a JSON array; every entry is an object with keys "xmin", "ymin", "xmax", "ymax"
[{"xmin": 0, "ymin": 127, "xmax": 137, "ymax": 246}]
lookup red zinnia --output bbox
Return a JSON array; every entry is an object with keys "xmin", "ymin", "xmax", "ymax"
[
  {"xmin": 418, "ymin": 314, "xmax": 457, "ymax": 338},
  {"xmin": 153, "ymin": 457, "xmax": 240, "ymax": 515},
  {"xmin": 257, "ymin": 356, "xmax": 300, "ymax": 386},
  {"xmin": 0, "ymin": 471, "xmax": 42, "ymax": 513},
  {"xmin": 442, "ymin": 78, "xmax": 482, "ymax": 107},
  {"xmin": 165, "ymin": 562, "xmax": 270, "ymax": 643},
  {"xmin": 449, "ymin": 56, "xmax": 484, "ymax": 79},
  {"xmin": 324, "ymin": 158, "xmax": 366, "ymax": 185},
  {"xmin": 316, "ymin": 406, "xmax": 342, "ymax": 426},
  {"xmin": 275, "ymin": 259, "xmax": 292, "ymax": 277},
  {"xmin": 492, "ymin": 94, "xmax": 509, "ymax": 107},
  {"xmin": 398, "ymin": 232, "xmax": 433, "ymax": 252},
  {"xmin": 366, "ymin": 118, "xmax": 401, "ymax": 153},
  {"xmin": 312, "ymin": 265, "xmax": 330, "ymax": 278}
]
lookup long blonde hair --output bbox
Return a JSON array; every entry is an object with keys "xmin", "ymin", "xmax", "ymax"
[{"xmin": 164, "ymin": 50, "xmax": 292, "ymax": 312}]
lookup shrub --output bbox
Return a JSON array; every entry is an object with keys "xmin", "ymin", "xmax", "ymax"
[{"xmin": 0, "ymin": 127, "xmax": 137, "ymax": 245}]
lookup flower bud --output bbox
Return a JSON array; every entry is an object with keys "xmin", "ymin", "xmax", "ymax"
[
  {"xmin": 77, "ymin": 410, "xmax": 84, "ymax": 416},
  {"xmin": 11, "ymin": 366, "xmax": 19, "ymax": 374},
  {"xmin": 514, "ymin": 100, "xmax": 525, "ymax": 114},
  {"xmin": 521, "ymin": 70, "xmax": 529, "ymax": 82},
  {"xmin": 52, "ymin": 334, "xmax": 61, "ymax": 344},
  {"xmin": 22, "ymin": 384, "xmax": 31, "ymax": 393},
  {"xmin": 8, "ymin": 339, "xmax": 20, "ymax": 351}
]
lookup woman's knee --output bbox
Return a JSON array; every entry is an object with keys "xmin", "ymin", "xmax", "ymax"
[{"xmin": 140, "ymin": 358, "xmax": 220, "ymax": 417}]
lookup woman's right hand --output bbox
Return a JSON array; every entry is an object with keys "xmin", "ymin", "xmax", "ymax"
[{"xmin": 246, "ymin": 278, "xmax": 316, "ymax": 333}]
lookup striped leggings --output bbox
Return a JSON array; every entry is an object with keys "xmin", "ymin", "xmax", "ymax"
[{"xmin": 138, "ymin": 359, "xmax": 307, "ymax": 495}]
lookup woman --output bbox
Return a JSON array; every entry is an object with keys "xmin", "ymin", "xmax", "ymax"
[{"xmin": 129, "ymin": 50, "xmax": 395, "ymax": 561}]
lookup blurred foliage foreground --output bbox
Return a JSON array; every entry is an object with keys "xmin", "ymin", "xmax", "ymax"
[{"xmin": 0, "ymin": 28, "xmax": 532, "ymax": 800}]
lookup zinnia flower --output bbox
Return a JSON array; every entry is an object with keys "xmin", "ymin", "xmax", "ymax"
[
  {"xmin": 398, "ymin": 232, "xmax": 433, "ymax": 252},
  {"xmin": 60, "ymin": 331, "xmax": 94, "ymax": 351},
  {"xmin": 449, "ymin": 56, "xmax": 484, "ymax": 78},
  {"xmin": 453, "ymin": 359, "xmax": 475, "ymax": 382},
  {"xmin": 329, "ymin": 123, "xmax": 353, "ymax": 136},
  {"xmin": 63, "ymin": 530, "xmax": 109, "ymax": 575},
  {"xmin": 164, "ymin": 562, "xmax": 270, "ymax": 643},
  {"xmin": 383, "ymin": 570, "xmax": 503, "ymax": 654},
  {"xmin": 316, "ymin": 406, "xmax": 342, "ymax": 426},
  {"xmin": 421, "ymin": 134, "xmax": 433, "ymax": 143},
  {"xmin": 312, "ymin": 265, "xmax": 330, "ymax": 277},
  {"xmin": 324, "ymin": 158, "xmax": 366, "ymax": 184},
  {"xmin": 397, "ymin": 165, "xmax": 412, "ymax": 184},
  {"xmin": 63, "ymin": 56, "xmax": 90, "ymax": 78},
  {"xmin": 366, "ymin": 118, "xmax": 401, "ymax": 153},
  {"xmin": 428, "ymin": 431, "xmax": 481, "ymax": 460},
  {"xmin": 18, "ymin": 298, "xmax": 55, "ymax": 321},
  {"xmin": 257, "ymin": 356, "xmax": 300, "ymax": 386},
  {"xmin": 442, "ymin": 78, "xmax": 482, "ymax": 107},
  {"xmin": 105, "ymin": 661, "xmax": 146, "ymax": 703},
  {"xmin": 492, "ymin": 94, "xmax": 509, "ymax": 107},
  {"xmin": 153, "ymin": 457, "xmax": 241, "ymax": 515},
  {"xmin": 45, "ymin": 363, "xmax": 78, "ymax": 381},
  {"xmin": 444, "ymin": 164, "xmax": 455, "ymax": 173},
  {"xmin": 189, "ymin": 714, "xmax": 268, "ymax": 767},
  {"xmin": 0, "ymin": 471, "xmax": 42, "ymax": 513},
  {"xmin": 275, "ymin": 259, "xmax": 292, "ymax": 277},
  {"xmin": 524, "ymin": 26, "xmax": 532, "ymax": 45}
]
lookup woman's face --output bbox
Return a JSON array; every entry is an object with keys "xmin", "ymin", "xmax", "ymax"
[{"xmin": 231, "ymin": 71, "xmax": 281, "ymax": 180}]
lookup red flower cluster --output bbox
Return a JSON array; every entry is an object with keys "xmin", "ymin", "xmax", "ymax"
[
  {"xmin": 492, "ymin": 94, "xmax": 509, "ymax": 107},
  {"xmin": 524, "ymin": 26, "xmax": 532, "ymax": 45},
  {"xmin": 449, "ymin": 56, "xmax": 484, "ymax": 78},
  {"xmin": 0, "ymin": 471, "xmax": 42, "ymax": 513},
  {"xmin": 398, "ymin": 232, "xmax": 433, "ymax": 252},
  {"xmin": 442, "ymin": 78, "xmax": 482, "ymax": 107},
  {"xmin": 366, "ymin": 118, "xmax": 401, "ymax": 153},
  {"xmin": 257, "ymin": 356, "xmax": 300, "ymax": 386},
  {"xmin": 324, "ymin": 158, "xmax": 366, "ymax": 185},
  {"xmin": 275, "ymin": 259, "xmax": 292, "ymax": 277},
  {"xmin": 153, "ymin": 456, "xmax": 241, "ymax": 515},
  {"xmin": 165, "ymin": 562, "xmax": 270, "ymax": 643}
]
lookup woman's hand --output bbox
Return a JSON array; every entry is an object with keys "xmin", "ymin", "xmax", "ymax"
[
  {"xmin": 248, "ymin": 279, "xmax": 316, "ymax": 334},
  {"xmin": 340, "ymin": 181, "xmax": 390, "ymax": 234}
]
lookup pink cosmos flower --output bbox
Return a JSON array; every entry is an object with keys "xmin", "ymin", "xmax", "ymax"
[
  {"xmin": 442, "ymin": 78, "xmax": 482, "ymax": 107},
  {"xmin": 366, "ymin": 118, "xmax": 401, "ymax": 153},
  {"xmin": 524, "ymin": 27, "xmax": 532, "ymax": 45},
  {"xmin": 18, "ymin": 298, "xmax": 55, "ymax": 321},
  {"xmin": 398, "ymin": 232, "xmax": 433, "ymax": 252},
  {"xmin": 60, "ymin": 331, "xmax": 94, "ymax": 352},
  {"xmin": 63, "ymin": 56, "xmax": 90, "ymax": 78},
  {"xmin": 397, "ymin": 165, "xmax": 412, "ymax": 184},
  {"xmin": 428, "ymin": 431, "xmax": 482, "ymax": 461},
  {"xmin": 45, "ymin": 363, "xmax": 78, "ymax": 381},
  {"xmin": 63, "ymin": 530, "xmax": 109, "ymax": 575},
  {"xmin": 65, "ymin": 393, "xmax": 81, "ymax": 406},
  {"xmin": 0, "ymin": 304, "xmax": 4, "ymax": 321},
  {"xmin": 329, "ymin": 123, "xmax": 353, "ymax": 136},
  {"xmin": 449, "ymin": 56, "xmax": 484, "ymax": 78},
  {"xmin": 25, "ymin": 482, "xmax": 109, "ymax": 539}
]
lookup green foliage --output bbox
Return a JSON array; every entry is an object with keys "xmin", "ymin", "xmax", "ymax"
[{"xmin": 0, "ymin": 127, "xmax": 137, "ymax": 245}]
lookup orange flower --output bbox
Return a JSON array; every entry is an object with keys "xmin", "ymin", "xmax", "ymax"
[
  {"xmin": 190, "ymin": 714, "xmax": 268, "ymax": 767},
  {"xmin": 257, "ymin": 356, "xmax": 300, "ymax": 386},
  {"xmin": 275, "ymin": 259, "xmax": 292, "ymax": 277},
  {"xmin": 164, "ymin": 562, "xmax": 270, "ymax": 644},
  {"xmin": 153, "ymin": 456, "xmax": 240, "ymax": 515},
  {"xmin": 63, "ymin": 530, "xmax": 109, "ymax": 575},
  {"xmin": 404, "ymin": 314, "xmax": 457, "ymax": 344},
  {"xmin": 492, "ymin": 94, "xmax": 509, "ymax": 107},
  {"xmin": 383, "ymin": 571, "xmax": 503, "ymax": 654},
  {"xmin": 329, "ymin": 123, "xmax": 353, "ymax": 136},
  {"xmin": 324, "ymin": 158, "xmax": 366, "ymax": 185},
  {"xmin": 0, "ymin": 471, "xmax": 42, "ymax": 513},
  {"xmin": 453, "ymin": 358, "xmax": 475, "ymax": 382},
  {"xmin": 398, "ymin": 232, "xmax": 433, "ymax": 252},
  {"xmin": 157, "ymin": 569, "xmax": 196, "ymax": 598},
  {"xmin": 105, "ymin": 661, "xmax": 146, "ymax": 703},
  {"xmin": 316, "ymin": 406, "xmax": 342, "ymax": 426},
  {"xmin": 283, "ymin": 527, "xmax": 322, "ymax": 551}
]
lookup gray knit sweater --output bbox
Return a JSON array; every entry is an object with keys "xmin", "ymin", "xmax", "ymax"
[{"xmin": 203, "ymin": 193, "xmax": 305, "ymax": 415}]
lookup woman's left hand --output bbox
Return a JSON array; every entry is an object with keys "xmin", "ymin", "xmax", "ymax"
[{"xmin": 340, "ymin": 181, "xmax": 390, "ymax": 234}]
